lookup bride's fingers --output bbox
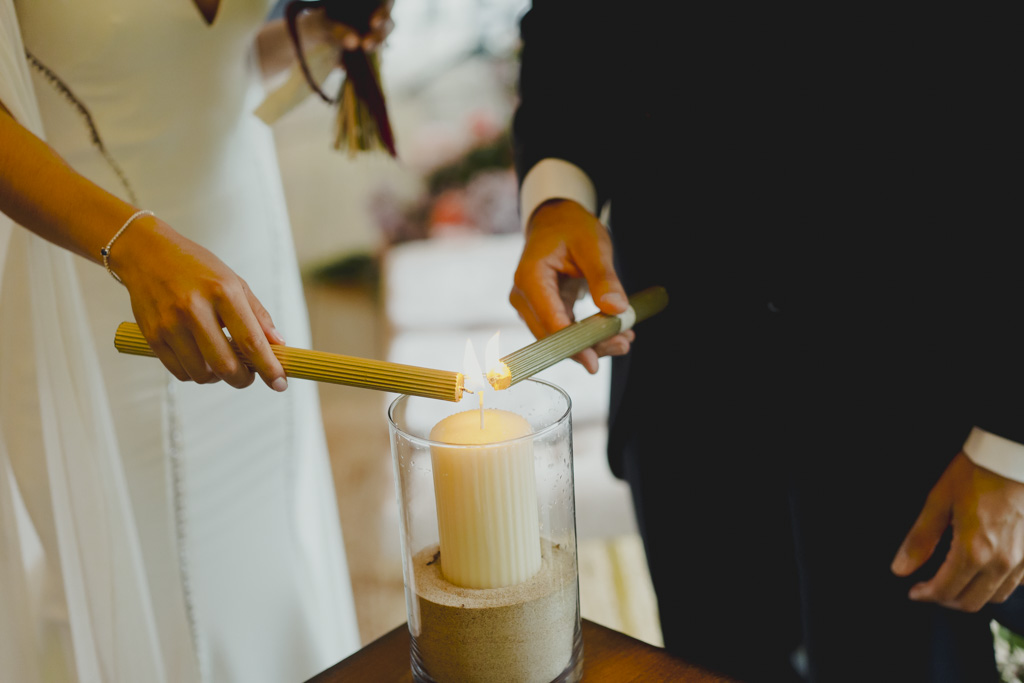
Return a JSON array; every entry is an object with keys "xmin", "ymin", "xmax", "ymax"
[
  {"xmin": 189, "ymin": 317, "xmax": 256, "ymax": 389},
  {"xmin": 242, "ymin": 281, "xmax": 285, "ymax": 346},
  {"xmin": 364, "ymin": 0, "xmax": 394, "ymax": 47},
  {"xmin": 219, "ymin": 295, "xmax": 286, "ymax": 392},
  {"xmin": 156, "ymin": 327, "xmax": 220, "ymax": 385},
  {"xmin": 156, "ymin": 303, "xmax": 252, "ymax": 388},
  {"xmin": 145, "ymin": 336, "xmax": 193, "ymax": 383}
]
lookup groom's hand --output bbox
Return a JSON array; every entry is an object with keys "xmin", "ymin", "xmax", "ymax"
[
  {"xmin": 509, "ymin": 199, "xmax": 632, "ymax": 374},
  {"xmin": 891, "ymin": 451, "xmax": 1024, "ymax": 611}
]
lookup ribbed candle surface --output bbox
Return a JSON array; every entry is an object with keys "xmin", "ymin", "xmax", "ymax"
[{"xmin": 429, "ymin": 409, "xmax": 541, "ymax": 589}]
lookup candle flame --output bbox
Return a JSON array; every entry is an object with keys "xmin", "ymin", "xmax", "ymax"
[
  {"xmin": 487, "ymin": 363, "xmax": 511, "ymax": 390},
  {"xmin": 463, "ymin": 333, "xmax": 511, "ymax": 426},
  {"xmin": 463, "ymin": 332, "xmax": 511, "ymax": 394},
  {"xmin": 485, "ymin": 332, "xmax": 500, "ymax": 371},
  {"xmin": 462, "ymin": 339, "xmax": 486, "ymax": 393},
  {"xmin": 484, "ymin": 331, "xmax": 511, "ymax": 390}
]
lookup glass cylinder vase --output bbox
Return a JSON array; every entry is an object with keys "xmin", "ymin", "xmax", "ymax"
[{"xmin": 387, "ymin": 378, "xmax": 583, "ymax": 683}]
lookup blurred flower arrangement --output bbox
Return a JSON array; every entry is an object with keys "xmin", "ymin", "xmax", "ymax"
[
  {"xmin": 995, "ymin": 622, "xmax": 1024, "ymax": 683},
  {"xmin": 371, "ymin": 121, "xmax": 519, "ymax": 245}
]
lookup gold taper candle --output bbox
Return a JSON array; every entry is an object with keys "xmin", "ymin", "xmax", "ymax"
[
  {"xmin": 113, "ymin": 322, "xmax": 464, "ymax": 402},
  {"xmin": 491, "ymin": 285, "xmax": 669, "ymax": 390}
]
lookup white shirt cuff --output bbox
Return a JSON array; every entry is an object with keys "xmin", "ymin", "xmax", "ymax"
[
  {"xmin": 963, "ymin": 426, "xmax": 1024, "ymax": 483},
  {"xmin": 519, "ymin": 158, "xmax": 598, "ymax": 232}
]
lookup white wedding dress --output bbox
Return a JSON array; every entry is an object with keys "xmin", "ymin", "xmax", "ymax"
[{"xmin": 0, "ymin": 1, "xmax": 360, "ymax": 681}]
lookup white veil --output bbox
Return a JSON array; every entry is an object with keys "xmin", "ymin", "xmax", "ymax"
[{"xmin": 1, "ymin": 2, "xmax": 192, "ymax": 680}]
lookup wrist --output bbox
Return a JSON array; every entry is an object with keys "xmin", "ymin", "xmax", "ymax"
[
  {"xmin": 103, "ymin": 212, "xmax": 167, "ymax": 286},
  {"xmin": 963, "ymin": 427, "xmax": 1024, "ymax": 484},
  {"xmin": 527, "ymin": 198, "xmax": 598, "ymax": 236},
  {"xmin": 519, "ymin": 158, "xmax": 598, "ymax": 232}
]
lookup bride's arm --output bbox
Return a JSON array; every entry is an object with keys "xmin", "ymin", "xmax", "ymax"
[{"xmin": 0, "ymin": 105, "xmax": 289, "ymax": 392}]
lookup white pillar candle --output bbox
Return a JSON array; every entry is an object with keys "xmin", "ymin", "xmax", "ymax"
[{"xmin": 429, "ymin": 408, "xmax": 542, "ymax": 589}]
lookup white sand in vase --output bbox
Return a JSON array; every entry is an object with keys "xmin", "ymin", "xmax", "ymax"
[{"xmin": 411, "ymin": 540, "xmax": 580, "ymax": 683}]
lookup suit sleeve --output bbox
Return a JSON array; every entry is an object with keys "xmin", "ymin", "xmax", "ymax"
[{"xmin": 512, "ymin": 1, "xmax": 614, "ymax": 209}]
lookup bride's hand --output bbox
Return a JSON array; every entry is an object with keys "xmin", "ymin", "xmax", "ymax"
[
  {"xmin": 323, "ymin": 0, "xmax": 394, "ymax": 52},
  {"xmin": 109, "ymin": 214, "xmax": 288, "ymax": 392},
  {"xmin": 256, "ymin": 2, "xmax": 393, "ymax": 79},
  {"xmin": 0, "ymin": 110, "xmax": 284, "ymax": 391}
]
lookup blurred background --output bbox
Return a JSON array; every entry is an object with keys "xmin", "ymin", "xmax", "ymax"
[
  {"xmin": 271, "ymin": 0, "xmax": 524, "ymax": 271},
  {"xmin": 264, "ymin": 0, "xmax": 663, "ymax": 651}
]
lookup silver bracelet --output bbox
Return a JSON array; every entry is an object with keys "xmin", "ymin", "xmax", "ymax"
[{"xmin": 101, "ymin": 209, "xmax": 153, "ymax": 283}]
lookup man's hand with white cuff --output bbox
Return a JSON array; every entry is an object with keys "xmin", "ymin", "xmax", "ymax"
[
  {"xmin": 891, "ymin": 451, "xmax": 1024, "ymax": 612},
  {"xmin": 509, "ymin": 198, "xmax": 634, "ymax": 374}
]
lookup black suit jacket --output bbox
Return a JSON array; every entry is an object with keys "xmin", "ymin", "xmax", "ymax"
[{"xmin": 513, "ymin": 3, "xmax": 1022, "ymax": 476}]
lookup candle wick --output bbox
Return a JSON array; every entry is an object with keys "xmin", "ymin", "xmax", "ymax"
[{"xmin": 478, "ymin": 390, "xmax": 485, "ymax": 429}]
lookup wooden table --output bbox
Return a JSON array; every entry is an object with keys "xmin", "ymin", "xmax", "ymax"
[{"xmin": 305, "ymin": 618, "xmax": 738, "ymax": 682}]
